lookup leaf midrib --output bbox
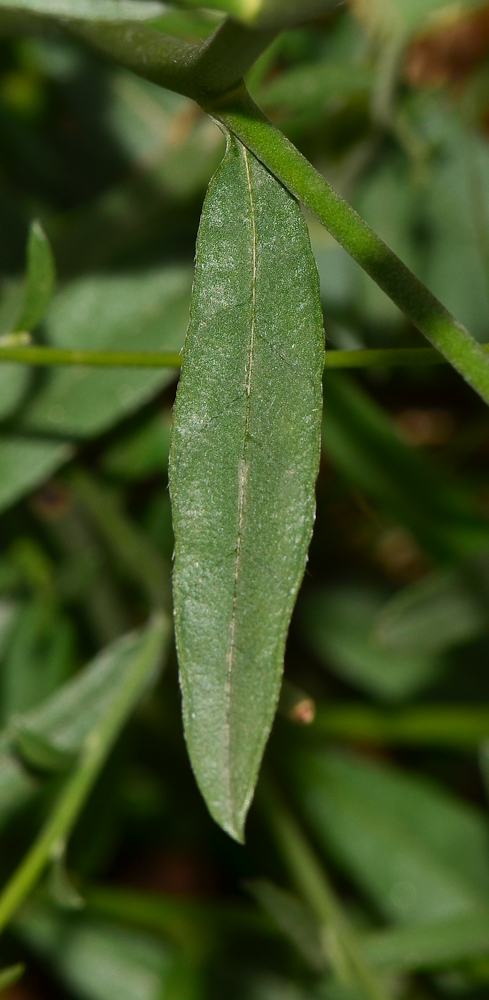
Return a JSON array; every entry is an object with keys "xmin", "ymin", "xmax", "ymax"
[{"xmin": 224, "ymin": 144, "xmax": 257, "ymax": 818}]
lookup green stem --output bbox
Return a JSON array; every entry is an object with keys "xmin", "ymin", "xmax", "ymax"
[
  {"xmin": 186, "ymin": 18, "xmax": 277, "ymax": 99},
  {"xmin": 262, "ymin": 782, "xmax": 392, "ymax": 1000},
  {"xmin": 0, "ymin": 346, "xmax": 183, "ymax": 367},
  {"xmin": 71, "ymin": 20, "xmax": 198, "ymax": 96},
  {"xmin": 312, "ymin": 703, "xmax": 489, "ymax": 749},
  {"xmin": 0, "ymin": 614, "xmax": 168, "ymax": 934},
  {"xmin": 70, "ymin": 17, "xmax": 275, "ymax": 102},
  {"xmin": 324, "ymin": 347, "xmax": 451, "ymax": 369},
  {"xmin": 0, "ymin": 344, "xmax": 482, "ymax": 369},
  {"xmin": 211, "ymin": 92, "xmax": 489, "ymax": 405}
]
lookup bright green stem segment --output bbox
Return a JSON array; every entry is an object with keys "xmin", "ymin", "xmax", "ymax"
[
  {"xmin": 0, "ymin": 614, "xmax": 168, "ymax": 935},
  {"xmin": 212, "ymin": 93, "xmax": 489, "ymax": 405},
  {"xmin": 262, "ymin": 782, "xmax": 392, "ymax": 1000},
  {"xmin": 0, "ymin": 345, "xmax": 483, "ymax": 369},
  {"xmin": 0, "ymin": 346, "xmax": 183, "ymax": 367}
]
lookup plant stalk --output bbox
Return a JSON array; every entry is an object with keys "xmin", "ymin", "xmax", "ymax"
[
  {"xmin": 0, "ymin": 344, "xmax": 483, "ymax": 369},
  {"xmin": 261, "ymin": 782, "xmax": 392, "ymax": 1000},
  {"xmin": 211, "ymin": 92, "xmax": 489, "ymax": 405}
]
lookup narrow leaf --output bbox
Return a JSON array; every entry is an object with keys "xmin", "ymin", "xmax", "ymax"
[
  {"xmin": 0, "ymin": 437, "xmax": 72, "ymax": 516},
  {"xmin": 295, "ymin": 749, "xmax": 489, "ymax": 924},
  {"xmin": 303, "ymin": 585, "xmax": 442, "ymax": 701},
  {"xmin": 374, "ymin": 554, "xmax": 489, "ymax": 655},
  {"xmin": 363, "ymin": 908, "xmax": 489, "ymax": 972},
  {"xmin": 0, "ymin": 0, "xmax": 165, "ymax": 19},
  {"xmin": 322, "ymin": 373, "xmax": 489, "ymax": 560},
  {"xmin": 15, "ymin": 220, "xmax": 55, "ymax": 334},
  {"xmin": 13, "ymin": 616, "xmax": 169, "ymax": 771},
  {"xmin": 22, "ymin": 267, "xmax": 191, "ymax": 438},
  {"xmin": 15, "ymin": 900, "xmax": 172, "ymax": 1000},
  {"xmin": 170, "ymin": 135, "xmax": 324, "ymax": 840}
]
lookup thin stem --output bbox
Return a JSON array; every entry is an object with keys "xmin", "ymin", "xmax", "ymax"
[
  {"xmin": 0, "ymin": 346, "xmax": 183, "ymax": 367},
  {"xmin": 0, "ymin": 614, "xmax": 168, "ymax": 934},
  {"xmin": 261, "ymin": 782, "xmax": 392, "ymax": 1000},
  {"xmin": 312, "ymin": 703, "xmax": 489, "ymax": 749},
  {"xmin": 0, "ymin": 344, "xmax": 482, "ymax": 369},
  {"xmin": 211, "ymin": 92, "xmax": 489, "ymax": 405}
]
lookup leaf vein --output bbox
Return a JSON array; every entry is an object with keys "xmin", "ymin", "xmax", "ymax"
[{"xmin": 224, "ymin": 144, "xmax": 257, "ymax": 821}]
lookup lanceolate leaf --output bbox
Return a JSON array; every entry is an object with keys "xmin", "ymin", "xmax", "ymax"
[
  {"xmin": 170, "ymin": 135, "xmax": 324, "ymax": 841},
  {"xmin": 0, "ymin": 0, "xmax": 165, "ymax": 20},
  {"xmin": 15, "ymin": 221, "xmax": 55, "ymax": 334}
]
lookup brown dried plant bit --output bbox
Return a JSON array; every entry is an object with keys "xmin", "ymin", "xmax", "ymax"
[
  {"xmin": 405, "ymin": 4, "xmax": 489, "ymax": 87},
  {"xmin": 279, "ymin": 679, "xmax": 316, "ymax": 725}
]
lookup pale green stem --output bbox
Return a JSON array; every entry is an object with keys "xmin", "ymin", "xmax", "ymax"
[
  {"xmin": 262, "ymin": 783, "xmax": 392, "ymax": 1000},
  {"xmin": 0, "ymin": 615, "xmax": 168, "ymax": 934},
  {"xmin": 312, "ymin": 703, "xmax": 489, "ymax": 749},
  {"xmin": 211, "ymin": 92, "xmax": 489, "ymax": 405},
  {"xmin": 0, "ymin": 346, "xmax": 183, "ymax": 367},
  {"xmin": 0, "ymin": 345, "xmax": 484, "ymax": 369}
]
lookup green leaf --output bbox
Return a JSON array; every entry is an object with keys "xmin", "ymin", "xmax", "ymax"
[
  {"xmin": 15, "ymin": 900, "xmax": 173, "ymax": 1000},
  {"xmin": 70, "ymin": 469, "xmax": 169, "ymax": 608},
  {"xmin": 374, "ymin": 555, "xmax": 489, "ymax": 656},
  {"xmin": 102, "ymin": 412, "xmax": 172, "ymax": 481},
  {"xmin": 15, "ymin": 220, "xmax": 55, "ymax": 334},
  {"xmin": 363, "ymin": 907, "xmax": 489, "ymax": 972},
  {"xmin": 170, "ymin": 135, "xmax": 324, "ymax": 840},
  {"xmin": 0, "ymin": 0, "xmax": 165, "ymax": 20},
  {"xmin": 1, "ymin": 598, "xmax": 74, "ymax": 721},
  {"xmin": 423, "ymin": 107, "xmax": 489, "ymax": 343},
  {"xmin": 303, "ymin": 586, "xmax": 442, "ymax": 701},
  {"xmin": 322, "ymin": 373, "xmax": 489, "ymax": 561},
  {"xmin": 12, "ymin": 618, "xmax": 168, "ymax": 772},
  {"xmin": 22, "ymin": 267, "xmax": 191, "ymax": 438},
  {"xmin": 295, "ymin": 749, "xmax": 489, "ymax": 924},
  {"xmin": 0, "ymin": 437, "xmax": 72, "ymax": 516},
  {"xmin": 0, "ymin": 615, "xmax": 169, "ymax": 934}
]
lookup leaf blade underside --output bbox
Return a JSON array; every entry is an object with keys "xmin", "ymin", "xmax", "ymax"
[{"xmin": 170, "ymin": 134, "xmax": 324, "ymax": 841}]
